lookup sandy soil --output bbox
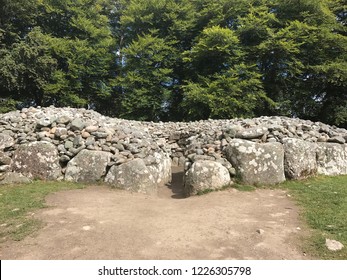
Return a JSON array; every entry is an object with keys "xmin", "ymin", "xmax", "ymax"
[{"xmin": 0, "ymin": 168, "xmax": 309, "ymax": 260}]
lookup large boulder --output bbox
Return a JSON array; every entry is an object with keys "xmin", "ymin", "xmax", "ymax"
[
  {"xmin": 0, "ymin": 172, "xmax": 32, "ymax": 185},
  {"xmin": 65, "ymin": 150, "xmax": 111, "ymax": 182},
  {"xmin": 283, "ymin": 138, "xmax": 318, "ymax": 179},
  {"xmin": 105, "ymin": 158, "xmax": 157, "ymax": 194},
  {"xmin": 0, "ymin": 133, "xmax": 15, "ymax": 150},
  {"xmin": 11, "ymin": 141, "xmax": 61, "ymax": 180},
  {"xmin": 316, "ymin": 143, "xmax": 347, "ymax": 175},
  {"xmin": 225, "ymin": 139, "xmax": 285, "ymax": 185},
  {"xmin": 146, "ymin": 152, "xmax": 172, "ymax": 186},
  {"xmin": 184, "ymin": 160, "xmax": 232, "ymax": 196}
]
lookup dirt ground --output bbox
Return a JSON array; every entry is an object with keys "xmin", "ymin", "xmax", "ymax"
[{"xmin": 0, "ymin": 168, "xmax": 310, "ymax": 260}]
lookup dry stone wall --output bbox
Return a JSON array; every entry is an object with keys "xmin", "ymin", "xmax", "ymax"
[{"xmin": 0, "ymin": 106, "xmax": 346, "ymax": 196}]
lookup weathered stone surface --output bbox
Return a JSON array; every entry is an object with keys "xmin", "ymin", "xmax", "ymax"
[
  {"xmin": 70, "ymin": 118, "xmax": 86, "ymax": 131},
  {"xmin": 325, "ymin": 239, "xmax": 344, "ymax": 251},
  {"xmin": 225, "ymin": 139, "xmax": 285, "ymax": 185},
  {"xmin": 184, "ymin": 160, "xmax": 232, "ymax": 196},
  {"xmin": 11, "ymin": 141, "xmax": 61, "ymax": 180},
  {"xmin": 65, "ymin": 150, "xmax": 111, "ymax": 182},
  {"xmin": 316, "ymin": 143, "xmax": 347, "ymax": 175},
  {"xmin": 236, "ymin": 126, "xmax": 268, "ymax": 139},
  {"xmin": 328, "ymin": 136, "xmax": 346, "ymax": 144},
  {"xmin": 37, "ymin": 116, "xmax": 56, "ymax": 128},
  {"xmin": 0, "ymin": 165, "xmax": 10, "ymax": 172},
  {"xmin": 105, "ymin": 158, "xmax": 157, "ymax": 194},
  {"xmin": 283, "ymin": 138, "xmax": 317, "ymax": 179},
  {"xmin": 0, "ymin": 172, "xmax": 32, "ymax": 185},
  {"xmin": 0, "ymin": 133, "xmax": 14, "ymax": 150},
  {"xmin": 146, "ymin": 152, "xmax": 172, "ymax": 186},
  {"xmin": 55, "ymin": 127, "xmax": 68, "ymax": 138},
  {"xmin": 56, "ymin": 115, "xmax": 71, "ymax": 124},
  {"xmin": 0, "ymin": 152, "xmax": 12, "ymax": 165},
  {"xmin": 1, "ymin": 106, "xmax": 347, "ymax": 192}
]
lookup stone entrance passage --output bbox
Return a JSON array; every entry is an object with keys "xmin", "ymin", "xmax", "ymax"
[{"xmin": 158, "ymin": 166, "xmax": 185, "ymax": 199}]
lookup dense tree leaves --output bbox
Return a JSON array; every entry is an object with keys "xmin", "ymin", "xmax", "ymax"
[
  {"xmin": 0, "ymin": 27, "xmax": 57, "ymax": 107},
  {"xmin": 117, "ymin": 33, "xmax": 176, "ymax": 121},
  {"xmin": 0, "ymin": 0, "xmax": 346, "ymax": 127}
]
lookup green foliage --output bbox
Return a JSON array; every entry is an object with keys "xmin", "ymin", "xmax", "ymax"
[
  {"xmin": 0, "ymin": 27, "xmax": 57, "ymax": 106},
  {"xmin": 117, "ymin": 33, "xmax": 175, "ymax": 120},
  {"xmin": 0, "ymin": 0, "xmax": 345, "ymax": 126}
]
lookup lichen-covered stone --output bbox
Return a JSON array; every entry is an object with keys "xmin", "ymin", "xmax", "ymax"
[
  {"xmin": 146, "ymin": 152, "xmax": 172, "ymax": 186},
  {"xmin": 184, "ymin": 160, "xmax": 232, "ymax": 196},
  {"xmin": 283, "ymin": 138, "xmax": 317, "ymax": 179},
  {"xmin": 316, "ymin": 143, "xmax": 347, "ymax": 175},
  {"xmin": 0, "ymin": 152, "xmax": 12, "ymax": 165},
  {"xmin": 225, "ymin": 139, "xmax": 285, "ymax": 185},
  {"xmin": 11, "ymin": 141, "xmax": 61, "ymax": 180},
  {"xmin": 0, "ymin": 133, "xmax": 15, "ymax": 150},
  {"xmin": 65, "ymin": 150, "xmax": 111, "ymax": 182},
  {"xmin": 70, "ymin": 118, "xmax": 86, "ymax": 131},
  {"xmin": 0, "ymin": 172, "xmax": 32, "ymax": 185},
  {"xmin": 105, "ymin": 158, "xmax": 157, "ymax": 194},
  {"xmin": 236, "ymin": 126, "xmax": 268, "ymax": 139}
]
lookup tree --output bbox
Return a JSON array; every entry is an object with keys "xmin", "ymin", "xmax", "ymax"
[
  {"xmin": 0, "ymin": 27, "xmax": 57, "ymax": 107},
  {"xmin": 182, "ymin": 26, "xmax": 272, "ymax": 120},
  {"xmin": 117, "ymin": 33, "xmax": 175, "ymax": 121},
  {"xmin": 36, "ymin": 0, "xmax": 115, "ymax": 111}
]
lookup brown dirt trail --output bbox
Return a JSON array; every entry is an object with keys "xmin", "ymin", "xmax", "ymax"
[{"xmin": 0, "ymin": 168, "xmax": 309, "ymax": 260}]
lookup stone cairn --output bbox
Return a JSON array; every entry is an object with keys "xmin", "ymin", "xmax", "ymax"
[{"xmin": 0, "ymin": 106, "xmax": 346, "ymax": 196}]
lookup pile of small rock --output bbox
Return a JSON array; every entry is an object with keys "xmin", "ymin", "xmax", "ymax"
[
  {"xmin": 0, "ymin": 106, "xmax": 347, "ymax": 196},
  {"xmin": 0, "ymin": 106, "xmax": 171, "ymax": 193}
]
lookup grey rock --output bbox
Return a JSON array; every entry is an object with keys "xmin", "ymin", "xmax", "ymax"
[
  {"xmin": 85, "ymin": 137, "xmax": 95, "ymax": 146},
  {"xmin": 59, "ymin": 155, "xmax": 71, "ymax": 164},
  {"xmin": 85, "ymin": 125, "xmax": 99, "ymax": 133},
  {"xmin": 328, "ymin": 136, "xmax": 346, "ymax": 144},
  {"xmin": 37, "ymin": 116, "xmax": 56, "ymax": 127},
  {"xmin": 70, "ymin": 118, "xmax": 86, "ymax": 131},
  {"xmin": 147, "ymin": 152, "xmax": 171, "ymax": 186},
  {"xmin": 0, "ymin": 172, "xmax": 32, "ymax": 185},
  {"xmin": 0, "ymin": 133, "xmax": 15, "ymax": 150},
  {"xmin": 55, "ymin": 127, "xmax": 68, "ymax": 138},
  {"xmin": 64, "ymin": 140, "xmax": 74, "ymax": 150},
  {"xmin": 225, "ymin": 139, "xmax": 285, "ymax": 185},
  {"xmin": 223, "ymin": 125, "xmax": 243, "ymax": 138},
  {"xmin": 316, "ymin": 143, "xmax": 347, "ymax": 175},
  {"xmin": 93, "ymin": 132, "xmax": 109, "ymax": 139},
  {"xmin": 236, "ymin": 126, "xmax": 268, "ymax": 139},
  {"xmin": 0, "ymin": 152, "xmax": 12, "ymax": 165},
  {"xmin": 11, "ymin": 141, "xmax": 61, "ymax": 180},
  {"xmin": 0, "ymin": 165, "xmax": 10, "ymax": 172},
  {"xmin": 105, "ymin": 158, "xmax": 157, "ymax": 194},
  {"xmin": 184, "ymin": 160, "xmax": 232, "ymax": 196},
  {"xmin": 283, "ymin": 138, "xmax": 318, "ymax": 179},
  {"xmin": 56, "ymin": 115, "xmax": 71, "ymax": 124},
  {"xmin": 325, "ymin": 239, "xmax": 344, "ymax": 251},
  {"xmin": 65, "ymin": 150, "xmax": 111, "ymax": 183}
]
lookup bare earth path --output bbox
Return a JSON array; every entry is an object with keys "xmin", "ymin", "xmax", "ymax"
[{"xmin": 0, "ymin": 168, "xmax": 309, "ymax": 260}]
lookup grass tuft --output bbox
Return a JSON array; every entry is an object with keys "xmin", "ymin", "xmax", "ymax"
[
  {"xmin": 0, "ymin": 181, "xmax": 85, "ymax": 242},
  {"xmin": 279, "ymin": 175, "xmax": 347, "ymax": 260}
]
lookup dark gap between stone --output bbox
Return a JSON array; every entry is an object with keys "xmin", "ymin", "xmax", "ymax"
[{"xmin": 165, "ymin": 166, "xmax": 185, "ymax": 199}]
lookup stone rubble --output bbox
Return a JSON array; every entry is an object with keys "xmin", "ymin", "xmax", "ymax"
[{"xmin": 0, "ymin": 106, "xmax": 347, "ymax": 195}]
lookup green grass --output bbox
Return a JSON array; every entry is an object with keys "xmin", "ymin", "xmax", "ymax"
[
  {"xmin": 279, "ymin": 175, "xmax": 347, "ymax": 260},
  {"xmin": 0, "ymin": 181, "xmax": 85, "ymax": 242},
  {"xmin": 231, "ymin": 183, "xmax": 257, "ymax": 192}
]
